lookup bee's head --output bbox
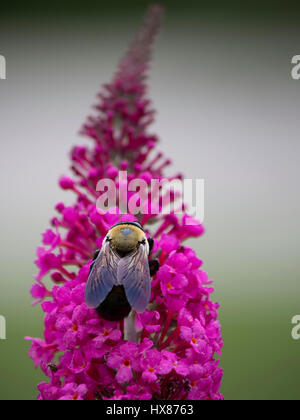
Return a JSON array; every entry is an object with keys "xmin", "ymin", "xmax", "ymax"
[{"xmin": 108, "ymin": 222, "xmax": 145, "ymax": 255}]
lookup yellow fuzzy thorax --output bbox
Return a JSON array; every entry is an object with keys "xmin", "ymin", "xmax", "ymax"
[{"xmin": 109, "ymin": 224, "xmax": 145, "ymax": 253}]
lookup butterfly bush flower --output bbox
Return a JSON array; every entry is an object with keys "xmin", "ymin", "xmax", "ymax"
[{"xmin": 26, "ymin": 5, "xmax": 224, "ymax": 400}]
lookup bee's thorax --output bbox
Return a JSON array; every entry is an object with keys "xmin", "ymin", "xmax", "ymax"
[{"xmin": 109, "ymin": 224, "xmax": 145, "ymax": 257}]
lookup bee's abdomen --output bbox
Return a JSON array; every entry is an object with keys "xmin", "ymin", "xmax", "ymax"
[{"xmin": 96, "ymin": 286, "xmax": 131, "ymax": 321}]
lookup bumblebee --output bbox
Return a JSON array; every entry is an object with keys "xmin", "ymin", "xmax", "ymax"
[{"xmin": 85, "ymin": 221, "xmax": 159, "ymax": 321}]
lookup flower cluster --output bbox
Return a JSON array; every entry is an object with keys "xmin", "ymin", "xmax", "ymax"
[{"xmin": 26, "ymin": 5, "xmax": 224, "ymax": 400}]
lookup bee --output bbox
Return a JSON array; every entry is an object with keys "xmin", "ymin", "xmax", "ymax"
[{"xmin": 85, "ymin": 221, "xmax": 160, "ymax": 321}]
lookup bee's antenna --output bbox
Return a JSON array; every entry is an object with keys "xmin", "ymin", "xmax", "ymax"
[{"xmin": 136, "ymin": 212, "xmax": 144, "ymax": 224}]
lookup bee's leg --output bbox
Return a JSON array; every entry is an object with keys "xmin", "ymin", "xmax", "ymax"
[
  {"xmin": 147, "ymin": 237, "xmax": 154, "ymax": 254},
  {"xmin": 89, "ymin": 249, "xmax": 100, "ymax": 274},
  {"xmin": 149, "ymin": 259, "xmax": 160, "ymax": 277},
  {"xmin": 147, "ymin": 238, "xmax": 160, "ymax": 275}
]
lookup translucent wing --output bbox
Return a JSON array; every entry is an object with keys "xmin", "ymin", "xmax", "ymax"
[
  {"xmin": 85, "ymin": 240, "xmax": 120, "ymax": 308},
  {"xmin": 117, "ymin": 242, "xmax": 151, "ymax": 313}
]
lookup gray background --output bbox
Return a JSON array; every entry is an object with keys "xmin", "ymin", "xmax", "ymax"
[{"xmin": 0, "ymin": 3, "xmax": 300, "ymax": 399}]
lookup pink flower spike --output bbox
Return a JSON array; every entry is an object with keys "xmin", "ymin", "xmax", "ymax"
[{"xmin": 26, "ymin": 5, "xmax": 223, "ymax": 401}]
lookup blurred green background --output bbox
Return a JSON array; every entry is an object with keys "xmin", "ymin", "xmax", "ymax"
[{"xmin": 0, "ymin": 0, "xmax": 300, "ymax": 400}]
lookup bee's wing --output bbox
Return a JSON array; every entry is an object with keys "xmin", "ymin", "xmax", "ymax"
[
  {"xmin": 85, "ymin": 240, "xmax": 120, "ymax": 309},
  {"xmin": 117, "ymin": 242, "xmax": 151, "ymax": 313}
]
